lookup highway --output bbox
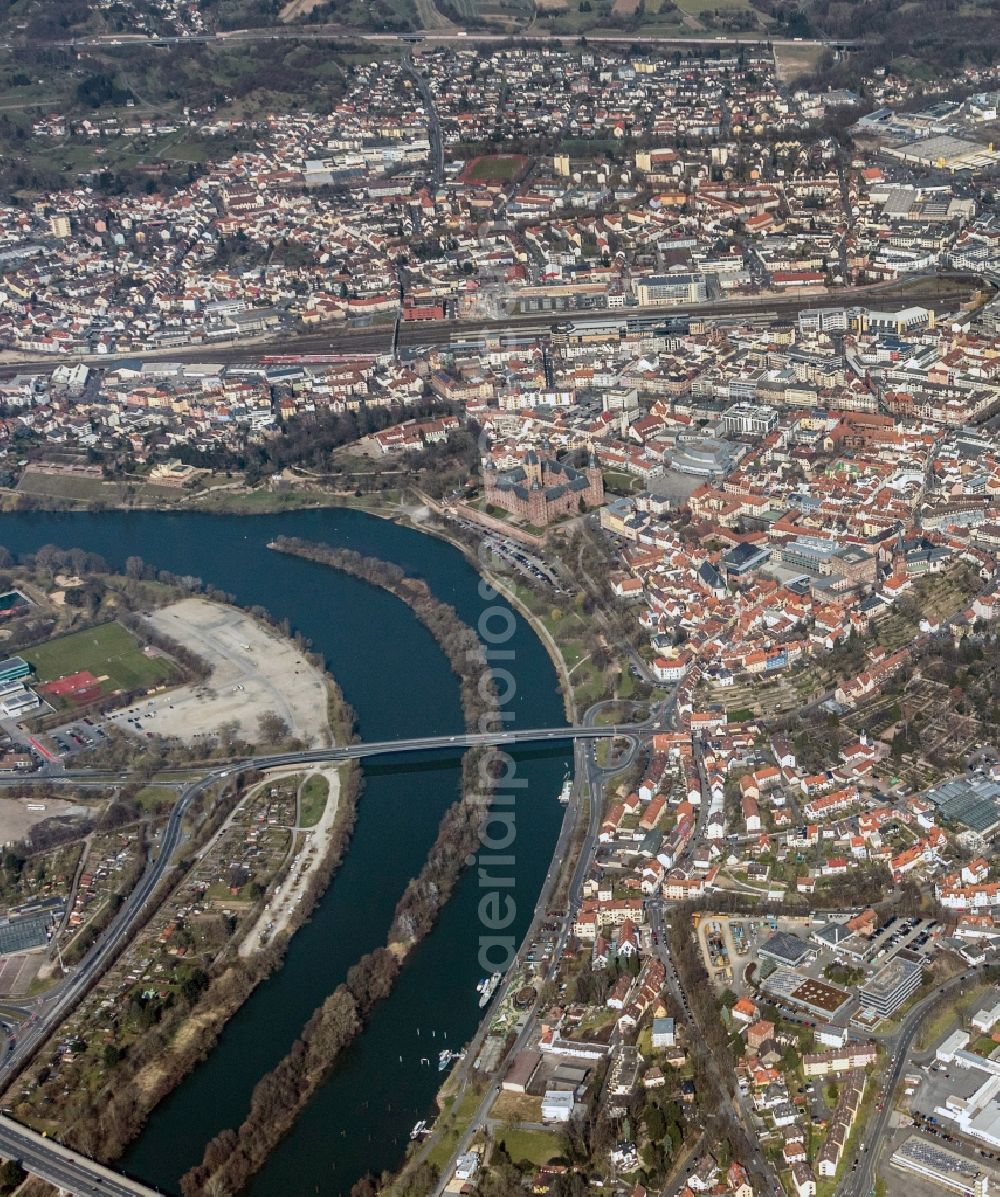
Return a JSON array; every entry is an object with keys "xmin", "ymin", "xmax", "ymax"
[
  {"xmin": 47, "ymin": 26, "xmax": 868, "ymax": 51},
  {"xmin": 0, "ymin": 709, "xmax": 971, "ymax": 1197},
  {"xmin": 0, "ymin": 768, "xmax": 219, "ymax": 1088},
  {"xmin": 0, "ymin": 1116, "xmax": 162, "ymax": 1196},
  {"xmin": 0, "ymin": 720, "xmax": 641, "ymax": 1193}
]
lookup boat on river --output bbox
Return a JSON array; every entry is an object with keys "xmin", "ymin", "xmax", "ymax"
[{"xmin": 477, "ymin": 971, "xmax": 501, "ymax": 1008}]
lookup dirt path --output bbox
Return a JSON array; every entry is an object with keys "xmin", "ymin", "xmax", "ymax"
[
  {"xmin": 239, "ymin": 765, "xmax": 342, "ymax": 958},
  {"xmin": 278, "ymin": 0, "xmax": 328, "ymax": 22},
  {"xmin": 414, "ymin": 0, "xmax": 458, "ymax": 31}
]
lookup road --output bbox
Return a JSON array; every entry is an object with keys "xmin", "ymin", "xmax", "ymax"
[
  {"xmin": 227, "ymin": 721, "xmax": 642, "ymax": 763},
  {"xmin": 0, "ymin": 277, "xmax": 976, "ymax": 376},
  {"xmin": 0, "ymin": 767, "xmax": 220, "ymax": 1088},
  {"xmin": 402, "ymin": 47, "xmax": 443, "ymax": 189},
  {"xmin": 424, "ymin": 701, "xmax": 638, "ymax": 1194},
  {"xmin": 647, "ymin": 902, "xmax": 782, "ymax": 1197},
  {"xmin": 843, "ymin": 966, "xmax": 983, "ymax": 1197},
  {"xmin": 46, "ymin": 26, "xmax": 869, "ymax": 51},
  {"xmin": 0, "ymin": 722, "xmax": 645, "ymax": 1088},
  {"xmin": 0, "ymin": 1116, "xmax": 162, "ymax": 1196}
]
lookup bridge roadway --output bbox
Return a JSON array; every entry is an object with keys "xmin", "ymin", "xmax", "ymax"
[
  {"xmin": 244, "ymin": 722, "xmax": 639, "ymax": 765},
  {"xmin": 0, "ymin": 723, "xmax": 639, "ymax": 1194},
  {"xmin": 0, "ymin": 1116, "xmax": 162, "ymax": 1196}
]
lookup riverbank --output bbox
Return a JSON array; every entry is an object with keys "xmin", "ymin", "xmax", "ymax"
[
  {"xmin": 239, "ymin": 765, "xmax": 343, "ymax": 958},
  {"xmin": 3, "ymin": 607, "xmax": 364, "ymax": 1167},
  {"xmin": 0, "ymin": 508, "xmax": 571, "ymax": 1197},
  {"xmin": 1, "ymin": 476, "xmax": 405, "ymax": 518},
  {"xmin": 182, "ymin": 552, "xmax": 503, "ymax": 1196},
  {"xmin": 384, "ymin": 498, "xmax": 578, "ymax": 725}
]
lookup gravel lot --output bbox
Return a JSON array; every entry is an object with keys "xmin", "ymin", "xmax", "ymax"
[
  {"xmin": 0, "ymin": 796, "xmax": 82, "ymax": 845},
  {"xmin": 125, "ymin": 598, "xmax": 330, "ymax": 747}
]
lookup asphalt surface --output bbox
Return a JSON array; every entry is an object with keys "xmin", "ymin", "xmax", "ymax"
[
  {"xmin": 844, "ymin": 967, "xmax": 983, "ymax": 1197},
  {"xmin": 0, "ymin": 1116, "xmax": 161, "ymax": 1196},
  {"xmin": 402, "ymin": 48, "xmax": 443, "ymax": 189},
  {"xmin": 44, "ymin": 26, "xmax": 868, "ymax": 50}
]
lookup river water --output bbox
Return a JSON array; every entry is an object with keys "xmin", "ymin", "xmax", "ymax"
[{"xmin": 0, "ymin": 509, "xmax": 570, "ymax": 1195}]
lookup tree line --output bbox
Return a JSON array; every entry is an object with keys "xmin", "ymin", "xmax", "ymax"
[
  {"xmin": 269, "ymin": 539, "xmax": 501, "ymax": 730},
  {"xmin": 183, "ymin": 547, "xmax": 504, "ymax": 1194}
]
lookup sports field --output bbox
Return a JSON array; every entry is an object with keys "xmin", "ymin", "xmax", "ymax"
[
  {"xmin": 24, "ymin": 622, "xmax": 177, "ymax": 695},
  {"xmin": 460, "ymin": 154, "xmax": 529, "ymax": 184}
]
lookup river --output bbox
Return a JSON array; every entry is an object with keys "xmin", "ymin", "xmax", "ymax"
[{"xmin": 0, "ymin": 509, "xmax": 570, "ymax": 1195}]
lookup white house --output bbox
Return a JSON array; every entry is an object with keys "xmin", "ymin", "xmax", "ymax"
[
  {"xmin": 652, "ymin": 1017, "xmax": 676, "ymax": 1048},
  {"xmin": 541, "ymin": 1090, "xmax": 575, "ymax": 1123},
  {"xmin": 455, "ymin": 1152, "xmax": 481, "ymax": 1182}
]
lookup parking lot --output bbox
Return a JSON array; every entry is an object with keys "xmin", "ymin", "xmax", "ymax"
[
  {"xmin": 696, "ymin": 911, "xmax": 940, "ymax": 1030},
  {"xmin": 881, "ymin": 1124, "xmax": 1000, "ymax": 1197},
  {"xmin": 106, "ymin": 599, "xmax": 330, "ymax": 747},
  {"xmin": 866, "ymin": 915, "xmax": 939, "ymax": 963},
  {"xmin": 484, "ymin": 537, "xmax": 559, "ymax": 589},
  {"xmin": 43, "ymin": 717, "xmax": 105, "ymax": 760}
]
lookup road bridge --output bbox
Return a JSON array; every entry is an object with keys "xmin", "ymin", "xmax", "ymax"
[
  {"xmin": 0, "ymin": 1115, "xmax": 162, "ymax": 1196},
  {"xmin": 246, "ymin": 723, "xmax": 640, "ymax": 767},
  {"xmin": 0, "ymin": 720, "xmax": 643, "ymax": 1195},
  {"xmin": 0, "ymin": 724, "xmax": 644, "ymax": 790}
]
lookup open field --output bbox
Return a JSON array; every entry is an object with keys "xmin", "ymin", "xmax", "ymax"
[
  {"xmin": 0, "ymin": 795, "xmax": 84, "ymax": 845},
  {"xmin": 117, "ymin": 598, "xmax": 330, "ymax": 747},
  {"xmin": 459, "ymin": 154, "xmax": 530, "ymax": 184},
  {"xmin": 25, "ymin": 622, "xmax": 177, "ymax": 695},
  {"xmin": 426, "ymin": 1086, "xmax": 485, "ymax": 1170},
  {"xmin": 15, "ymin": 467, "xmax": 186, "ymax": 506},
  {"xmin": 673, "ymin": 0, "xmax": 754, "ymax": 11},
  {"xmin": 0, "ymin": 953, "xmax": 43, "ymax": 998},
  {"xmin": 773, "ymin": 41, "xmax": 825, "ymax": 81},
  {"xmin": 494, "ymin": 1128, "xmax": 562, "ymax": 1166},
  {"xmin": 298, "ymin": 774, "xmax": 329, "ymax": 828},
  {"xmin": 135, "ymin": 785, "xmax": 179, "ymax": 815}
]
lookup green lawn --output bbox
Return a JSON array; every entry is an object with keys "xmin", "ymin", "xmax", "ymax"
[
  {"xmin": 495, "ymin": 1128, "xmax": 562, "ymax": 1166},
  {"xmin": 463, "ymin": 155, "xmax": 528, "ymax": 183},
  {"xmin": 425, "ymin": 1088, "xmax": 484, "ymax": 1170},
  {"xmin": 25, "ymin": 622, "xmax": 177, "ymax": 694},
  {"xmin": 971, "ymin": 1033, "xmax": 998, "ymax": 1059},
  {"xmin": 135, "ymin": 785, "xmax": 179, "ymax": 815},
  {"xmin": 603, "ymin": 470, "xmax": 642, "ymax": 495},
  {"xmin": 298, "ymin": 775, "xmax": 329, "ymax": 828}
]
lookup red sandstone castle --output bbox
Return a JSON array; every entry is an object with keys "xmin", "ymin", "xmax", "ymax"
[{"xmin": 483, "ymin": 449, "xmax": 604, "ymax": 526}]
